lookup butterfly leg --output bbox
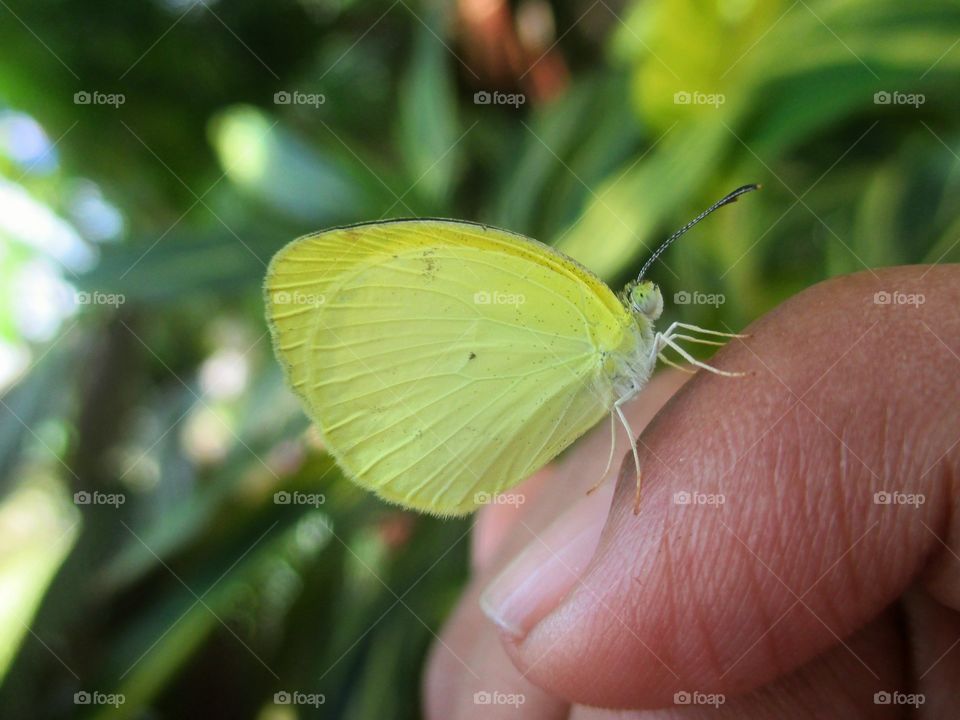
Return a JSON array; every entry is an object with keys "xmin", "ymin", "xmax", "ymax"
[
  {"xmin": 657, "ymin": 352, "xmax": 695, "ymax": 373},
  {"xmin": 658, "ymin": 334, "xmax": 745, "ymax": 377},
  {"xmin": 613, "ymin": 399, "xmax": 644, "ymax": 514},
  {"xmin": 661, "ymin": 321, "xmax": 749, "ymax": 339},
  {"xmin": 650, "ymin": 330, "xmax": 695, "ymax": 374},
  {"xmin": 586, "ymin": 411, "xmax": 617, "ymax": 495},
  {"xmin": 668, "ymin": 333, "xmax": 725, "ymax": 347}
]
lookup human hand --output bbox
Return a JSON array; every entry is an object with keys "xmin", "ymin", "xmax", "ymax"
[{"xmin": 424, "ymin": 265, "xmax": 960, "ymax": 718}]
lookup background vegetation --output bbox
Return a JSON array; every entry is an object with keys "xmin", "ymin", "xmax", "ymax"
[{"xmin": 1, "ymin": 0, "xmax": 959, "ymax": 717}]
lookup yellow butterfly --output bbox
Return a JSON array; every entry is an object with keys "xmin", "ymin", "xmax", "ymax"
[{"xmin": 265, "ymin": 185, "xmax": 758, "ymax": 516}]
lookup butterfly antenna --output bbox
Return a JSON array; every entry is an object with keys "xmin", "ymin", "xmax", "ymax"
[{"xmin": 636, "ymin": 184, "xmax": 761, "ymax": 281}]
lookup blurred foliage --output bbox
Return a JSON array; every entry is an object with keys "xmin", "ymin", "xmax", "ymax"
[{"xmin": 1, "ymin": 0, "xmax": 959, "ymax": 717}]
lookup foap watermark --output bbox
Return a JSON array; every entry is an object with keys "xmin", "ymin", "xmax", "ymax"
[
  {"xmin": 74, "ymin": 490, "xmax": 126, "ymax": 508},
  {"xmin": 473, "ymin": 290, "xmax": 525, "ymax": 306},
  {"xmin": 74, "ymin": 691, "xmax": 125, "ymax": 708},
  {"xmin": 874, "ymin": 690, "xmax": 924, "ymax": 708},
  {"xmin": 473, "ymin": 690, "xmax": 526, "ymax": 708},
  {"xmin": 474, "ymin": 491, "xmax": 525, "ymax": 508},
  {"xmin": 474, "ymin": 90, "xmax": 525, "ymax": 108},
  {"xmin": 874, "ymin": 290, "xmax": 924, "ymax": 307},
  {"xmin": 673, "ymin": 90, "xmax": 725, "ymax": 108},
  {"xmin": 874, "ymin": 490, "xmax": 925, "ymax": 509},
  {"xmin": 674, "ymin": 690, "xmax": 725, "ymax": 708},
  {"xmin": 75, "ymin": 290, "xmax": 125, "ymax": 308},
  {"xmin": 273, "ymin": 290, "xmax": 326, "ymax": 307},
  {"xmin": 873, "ymin": 90, "xmax": 925, "ymax": 108},
  {"xmin": 274, "ymin": 490, "xmax": 326, "ymax": 507},
  {"xmin": 274, "ymin": 90, "xmax": 326, "ymax": 108},
  {"xmin": 674, "ymin": 290, "xmax": 725, "ymax": 307},
  {"xmin": 74, "ymin": 90, "xmax": 125, "ymax": 108},
  {"xmin": 674, "ymin": 490, "xmax": 725, "ymax": 507},
  {"xmin": 273, "ymin": 690, "xmax": 325, "ymax": 708}
]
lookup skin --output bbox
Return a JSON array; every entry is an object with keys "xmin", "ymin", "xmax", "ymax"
[{"xmin": 423, "ymin": 265, "xmax": 960, "ymax": 718}]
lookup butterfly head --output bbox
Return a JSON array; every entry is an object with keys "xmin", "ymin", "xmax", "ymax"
[
  {"xmin": 622, "ymin": 183, "xmax": 759, "ymax": 331},
  {"xmin": 624, "ymin": 280, "xmax": 663, "ymax": 324}
]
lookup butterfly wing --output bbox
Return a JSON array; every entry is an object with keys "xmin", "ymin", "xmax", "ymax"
[{"xmin": 265, "ymin": 220, "xmax": 636, "ymax": 515}]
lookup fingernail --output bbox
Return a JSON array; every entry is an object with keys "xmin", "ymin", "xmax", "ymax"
[{"xmin": 479, "ymin": 485, "xmax": 612, "ymax": 639}]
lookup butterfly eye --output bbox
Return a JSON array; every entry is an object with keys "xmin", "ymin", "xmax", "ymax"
[{"xmin": 629, "ymin": 281, "xmax": 663, "ymax": 321}]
